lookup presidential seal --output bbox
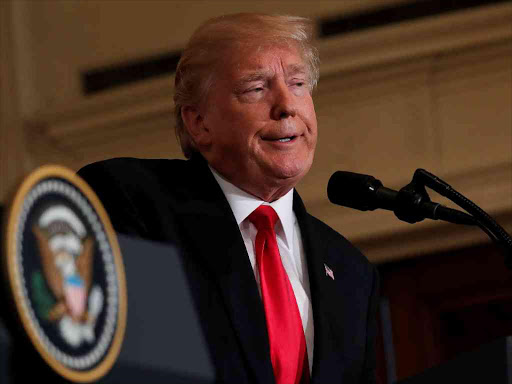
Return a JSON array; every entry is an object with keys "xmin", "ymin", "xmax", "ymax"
[{"xmin": 2, "ymin": 165, "xmax": 127, "ymax": 382}]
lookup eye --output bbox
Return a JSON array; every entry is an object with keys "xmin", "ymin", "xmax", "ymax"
[
  {"xmin": 247, "ymin": 87, "xmax": 264, "ymax": 93},
  {"xmin": 290, "ymin": 79, "xmax": 306, "ymax": 88}
]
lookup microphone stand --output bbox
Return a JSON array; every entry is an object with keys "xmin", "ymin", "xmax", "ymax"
[{"xmin": 397, "ymin": 169, "xmax": 512, "ymax": 269}]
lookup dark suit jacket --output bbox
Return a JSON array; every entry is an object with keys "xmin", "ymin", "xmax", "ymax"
[{"xmin": 78, "ymin": 155, "xmax": 379, "ymax": 384}]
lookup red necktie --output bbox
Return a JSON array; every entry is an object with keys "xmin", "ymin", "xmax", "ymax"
[{"xmin": 248, "ymin": 205, "xmax": 309, "ymax": 384}]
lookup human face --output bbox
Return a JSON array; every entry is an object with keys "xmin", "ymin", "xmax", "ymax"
[{"xmin": 198, "ymin": 44, "xmax": 318, "ymax": 201}]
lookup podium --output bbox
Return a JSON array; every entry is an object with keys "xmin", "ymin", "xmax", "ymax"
[
  {"xmin": 1, "ymin": 233, "xmax": 216, "ymax": 383},
  {"xmin": 399, "ymin": 336, "xmax": 512, "ymax": 384}
]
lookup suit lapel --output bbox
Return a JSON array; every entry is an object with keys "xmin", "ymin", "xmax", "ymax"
[
  {"xmin": 293, "ymin": 191, "xmax": 346, "ymax": 383},
  {"xmin": 175, "ymin": 157, "xmax": 275, "ymax": 384}
]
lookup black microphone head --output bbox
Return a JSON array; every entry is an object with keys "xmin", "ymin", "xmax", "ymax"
[{"xmin": 327, "ymin": 171, "xmax": 383, "ymax": 211}]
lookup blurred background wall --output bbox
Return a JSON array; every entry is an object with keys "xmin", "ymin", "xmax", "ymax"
[{"xmin": 1, "ymin": 1, "xmax": 511, "ymax": 382}]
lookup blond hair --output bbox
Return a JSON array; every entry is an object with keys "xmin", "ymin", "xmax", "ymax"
[{"xmin": 173, "ymin": 13, "xmax": 320, "ymax": 158}]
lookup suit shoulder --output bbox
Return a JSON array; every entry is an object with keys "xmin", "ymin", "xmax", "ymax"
[
  {"xmin": 78, "ymin": 157, "xmax": 188, "ymax": 182},
  {"xmin": 77, "ymin": 157, "xmax": 196, "ymax": 199},
  {"xmin": 77, "ymin": 157, "xmax": 189, "ymax": 239}
]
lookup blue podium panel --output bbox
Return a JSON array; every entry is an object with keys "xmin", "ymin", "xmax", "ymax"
[{"xmin": 100, "ymin": 234, "xmax": 216, "ymax": 383}]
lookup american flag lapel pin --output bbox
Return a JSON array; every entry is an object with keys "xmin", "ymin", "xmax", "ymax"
[{"xmin": 324, "ymin": 263, "xmax": 335, "ymax": 280}]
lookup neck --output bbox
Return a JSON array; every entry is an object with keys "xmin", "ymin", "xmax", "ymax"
[
  {"xmin": 209, "ymin": 164, "xmax": 294, "ymax": 202},
  {"xmin": 241, "ymin": 183, "xmax": 292, "ymax": 203}
]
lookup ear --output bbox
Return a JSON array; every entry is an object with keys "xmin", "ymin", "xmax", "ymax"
[{"xmin": 181, "ymin": 105, "xmax": 211, "ymax": 149}]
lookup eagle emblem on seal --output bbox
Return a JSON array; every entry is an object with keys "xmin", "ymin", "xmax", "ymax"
[{"xmin": 32, "ymin": 205, "xmax": 104, "ymax": 347}]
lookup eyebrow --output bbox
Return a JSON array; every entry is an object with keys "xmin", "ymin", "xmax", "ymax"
[
  {"xmin": 286, "ymin": 64, "xmax": 308, "ymax": 77},
  {"xmin": 235, "ymin": 64, "xmax": 309, "ymax": 89},
  {"xmin": 237, "ymin": 71, "xmax": 270, "ymax": 86}
]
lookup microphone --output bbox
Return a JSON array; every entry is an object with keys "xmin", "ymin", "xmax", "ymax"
[{"xmin": 327, "ymin": 171, "xmax": 475, "ymax": 225}]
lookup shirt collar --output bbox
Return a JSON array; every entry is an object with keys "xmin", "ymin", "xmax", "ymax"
[{"xmin": 209, "ymin": 166, "xmax": 295, "ymax": 248}]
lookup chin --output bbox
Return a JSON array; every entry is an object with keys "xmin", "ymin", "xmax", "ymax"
[{"xmin": 269, "ymin": 158, "xmax": 312, "ymax": 182}]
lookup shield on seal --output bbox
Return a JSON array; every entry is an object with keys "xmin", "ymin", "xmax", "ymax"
[{"xmin": 64, "ymin": 276, "xmax": 87, "ymax": 318}]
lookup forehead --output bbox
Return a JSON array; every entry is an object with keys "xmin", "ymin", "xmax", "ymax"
[{"xmin": 221, "ymin": 43, "xmax": 307, "ymax": 79}]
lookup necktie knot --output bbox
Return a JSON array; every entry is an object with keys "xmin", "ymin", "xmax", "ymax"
[{"xmin": 248, "ymin": 205, "xmax": 278, "ymax": 232}]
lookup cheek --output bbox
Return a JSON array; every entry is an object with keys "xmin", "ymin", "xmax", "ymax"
[
  {"xmin": 305, "ymin": 111, "xmax": 318, "ymax": 141},
  {"xmin": 300, "ymin": 96, "xmax": 317, "ymax": 125},
  {"xmin": 216, "ymin": 121, "xmax": 254, "ymax": 154},
  {"xmin": 227, "ymin": 114, "xmax": 265, "ymax": 145}
]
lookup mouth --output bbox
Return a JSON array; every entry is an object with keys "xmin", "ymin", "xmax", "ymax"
[{"xmin": 263, "ymin": 135, "xmax": 298, "ymax": 143}]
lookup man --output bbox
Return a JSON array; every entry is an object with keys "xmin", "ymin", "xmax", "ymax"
[{"xmin": 79, "ymin": 13, "xmax": 379, "ymax": 384}]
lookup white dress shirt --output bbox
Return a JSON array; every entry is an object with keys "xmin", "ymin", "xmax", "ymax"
[{"xmin": 210, "ymin": 167, "xmax": 314, "ymax": 371}]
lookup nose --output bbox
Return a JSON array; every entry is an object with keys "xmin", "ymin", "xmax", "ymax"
[{"xmin": 271, "ymin": 82, "xmax": 297, "ymax": 120}]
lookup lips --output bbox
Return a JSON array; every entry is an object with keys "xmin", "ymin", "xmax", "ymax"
[{"xmin": 262, "ymin": 135, "xmax": 298, "ymax": 142}]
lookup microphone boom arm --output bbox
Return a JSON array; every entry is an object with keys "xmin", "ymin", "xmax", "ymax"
[{"xmin": 410, "ymin": 169, "xmax": 512, "ymax": 269}]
